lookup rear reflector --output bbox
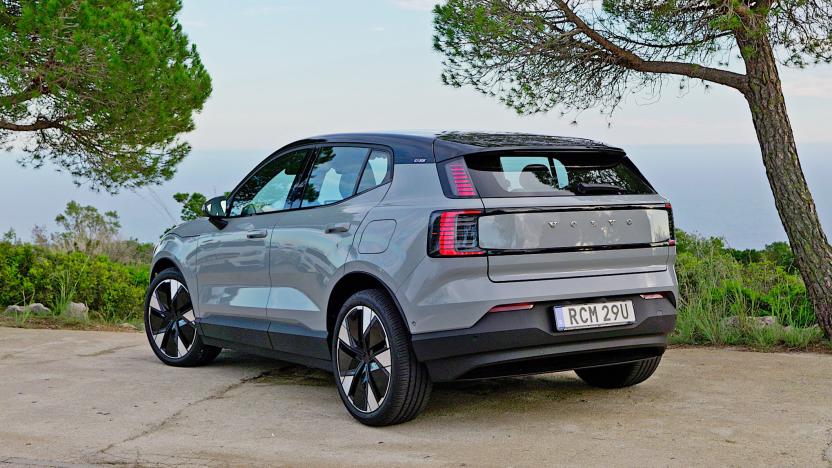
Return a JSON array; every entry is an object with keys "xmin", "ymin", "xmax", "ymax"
[
  {"xmin": 488, "ymin": 302, "xmax": 534, "ymax": 313},
  {"xmin": 428, "ymin": 210, "xmax": 484, "ymax": 257},
  {"xmin": 640, "ymin": 293, "xmax": 664, "ymax": 300}
]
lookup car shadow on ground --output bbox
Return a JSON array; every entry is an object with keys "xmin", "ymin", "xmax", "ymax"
[{"xmin": 225, "ymin": 351, "xmax": 601, "ymax": 417}]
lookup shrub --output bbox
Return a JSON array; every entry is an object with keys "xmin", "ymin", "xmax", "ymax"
[
  {"xmin": 0, "ymin": 241, "xmax": 148, "ymax": 323},
  {"xmin": 672, "ymin": 230, "xmax": 822, "ymax": 348}
]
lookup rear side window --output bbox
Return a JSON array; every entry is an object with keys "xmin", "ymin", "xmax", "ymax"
[
  {"xmin": 461, "ymin": 153, "xmax": 654, "ymax": 197},
  {"xmin": 356, "ymin": 149, "xmax": 392, "ymax": 193},
  {"xmin": 300, "ymin": 146, "xmax": 369, "ymax": 207}
]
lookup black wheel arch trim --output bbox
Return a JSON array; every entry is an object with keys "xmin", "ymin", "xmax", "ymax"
[
  {"xmin": 327, "ymin": 269, "xmax": 412, "ymax": 339},
  {"xmin": 150, "ymin": 256, "xmax": 183, "ymax": 279}
]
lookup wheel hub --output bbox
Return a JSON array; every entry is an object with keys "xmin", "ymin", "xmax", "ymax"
[
  {"xmin": 335, "ymin": 305, "xmax": 392, "ymax": 413},
  {"xmin": 147, "ymin": 279, "xmax": 197, "ymax": 359}
]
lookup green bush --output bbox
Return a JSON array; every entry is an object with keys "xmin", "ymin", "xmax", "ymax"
[
  {"xmin": 1, "ymin": 230, "xmax": 826, "ymax": 350},
  {"xmin": 672, "ymin": 230, "xmax": 822, "ymax": 349},
  {"xmin": 0, "ymin": 241, "xmax": 149, "ymax": 322}
]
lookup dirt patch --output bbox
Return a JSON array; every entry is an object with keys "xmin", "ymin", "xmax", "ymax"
[{"xmin": 2, "ymin": 329, "xmax": 831, "ymax": 467}]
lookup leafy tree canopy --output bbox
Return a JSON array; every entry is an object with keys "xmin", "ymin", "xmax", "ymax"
[
  {"xmin": 172, "ymin": 191, "xmax": 206, "ymax": 222},
  {"xmin": 53, "ymin": 200, "xmax": 121, "ymax": 254},
  {"xmin": 0, "ymin": 0, "xmax": 211, "ymax": 192},
  {"xmin": 433, "ymin": 0, "xmax": 832, "ymax": 115}
]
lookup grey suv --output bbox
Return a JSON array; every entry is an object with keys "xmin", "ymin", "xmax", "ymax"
[{"xmin": 145, "ymin": 132, "xmax": 677, "ymax": 426}]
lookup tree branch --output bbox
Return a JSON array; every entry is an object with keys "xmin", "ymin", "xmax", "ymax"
[
  {"xmin": 0, "ymin": 81, "xmax": 44, "ymax": 108},
  {"xmin": 605, "ymin": 31, "xmax": 734, "ymax": 50},
  {"xmin": 0, "ymin": 116, "xmax": 68, "ymax": 131},
  {"xmin": 552, "ymin": 0, "xmax": 750, "ymax": 93}
]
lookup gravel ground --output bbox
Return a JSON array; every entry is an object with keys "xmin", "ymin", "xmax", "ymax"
[{"xmin": 1, "ymin": 327, "xmax": 831, "ymax": 467}]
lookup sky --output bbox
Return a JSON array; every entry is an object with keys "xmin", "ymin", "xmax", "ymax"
[{"xmin": 1, "ymin": 0, "xmax": 831, "ymax": 247}]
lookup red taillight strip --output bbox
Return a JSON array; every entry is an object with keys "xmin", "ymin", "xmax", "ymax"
[
  {"xmin": 488, "ymin": 302, "xmax": 534, "ymax": 313},
  {"xmin": 437, "ymin": 210, "xmax": 483, "ymax": 256},
  {"xmin": 447, "ymin": 161, "xmax": 477, "ymax": 197}
]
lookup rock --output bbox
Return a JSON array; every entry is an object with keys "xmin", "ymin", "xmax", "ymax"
[
  {"xmin": 721, "ymin": 315, "xmax": 779, "ymax": 328},
  {"xmin": 4, "ymin": 305, "xmax": 24, "ymax": 315},
  {"xmin": 27, "ymin": 303, "xmax": 51, "ymax": 316},
  {"xmin": 119, "ymin": 323, "xmax": 138, "ymax": 331},
  {"xmin": 66, "ymin": 302, "xmax": 89, "ymax": 320},
  {"xmin": 755, "ymin": 316, "xmax": 779, "ymax": 327}
]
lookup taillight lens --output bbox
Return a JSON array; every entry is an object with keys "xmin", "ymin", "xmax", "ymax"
[
  {"xmin": 441, "ymin": 159, "xmax": 478, "ymax": 198},
  {"xmin": 665, "ymin": 202, "xmax": 676, "ymax": 246},
  {"xmin": 428, "ymin": 210, "xmax": 484, "ymax": 257}
]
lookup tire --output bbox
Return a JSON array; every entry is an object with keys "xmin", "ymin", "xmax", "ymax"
[
  {"xmin": 144, "ymin": 268, "xmax": 221, "ymax": 367},
  {"xmin": 332, "ymin": 289, "xmax": 432, "ymax": 426},
  {"xmin": 575, "ymin": 356, "xmax": 662, "ymax": 389}
]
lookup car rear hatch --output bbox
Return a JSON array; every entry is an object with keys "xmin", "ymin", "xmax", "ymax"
[{"xmin": 439, "ymin": 150, "xmax": 673, "ymax": 282}]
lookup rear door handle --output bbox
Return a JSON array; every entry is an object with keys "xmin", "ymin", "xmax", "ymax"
[
  {"xmin": 246, "ymin": 229, "xmax": 268, "ymax": 239},
  {"xmin": 325, "ymin": 223, "xmax": 350, "ymax": 234}
]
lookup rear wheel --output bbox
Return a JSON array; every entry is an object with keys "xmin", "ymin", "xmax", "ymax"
[
  {"xmin": 575, "ymin": 356, "xmax": 662, "ymax": 389},
  {"xmin": 332, "ymin": 289, "xmax": 432, "ymax": 426},
  {"xmin": 144, "ymin": 268, "xmax": 221, "ymax": 367}
]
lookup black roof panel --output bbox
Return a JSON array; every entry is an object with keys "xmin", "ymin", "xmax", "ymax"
[
  {"xmin": 281, "ymin": 131, "xmax": 623, "ymax": 163},
  {"xmin": 434, "ymin": 131, "xmax": 613, "ymax": 149}
]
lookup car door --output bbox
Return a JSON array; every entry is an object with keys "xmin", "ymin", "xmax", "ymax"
[
  {"xmin": 266, "ymin": 146, "xmax": 393, "ymax": 357},
  {"xmin": 195, "ymin": 148, "xmax": 311, "ymax": 345}
]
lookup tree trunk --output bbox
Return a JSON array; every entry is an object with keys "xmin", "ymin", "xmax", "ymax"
[{"xmin": 738, "ymin": 34, "xmax": 832, "ymax": 338}]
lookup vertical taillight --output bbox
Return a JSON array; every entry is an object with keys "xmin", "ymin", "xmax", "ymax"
[
  {"xmin": 442, "ymin": 159, "xmax": 478, "ymax": 198},
  {"xmin": 428, "ymin": 210, "xmax": 484, "ymax": 257},
  {"xmin": 665, "ymin": 202, "xmax": 676, "ymax": 246}
]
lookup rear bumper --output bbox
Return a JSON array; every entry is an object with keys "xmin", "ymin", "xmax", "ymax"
[{"xmin": 411, "ymin": 295, "xmax": 675, "ymax": 381}]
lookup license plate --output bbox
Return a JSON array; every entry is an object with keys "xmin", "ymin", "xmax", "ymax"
[{"xmin": 554, "ymin": 300, "xmax": 635, "ymax": 331}]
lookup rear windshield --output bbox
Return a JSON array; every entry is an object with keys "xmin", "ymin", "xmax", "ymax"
[{"xmin": 463, "ymin": 153, "xmax": 654, "ymax": 197}]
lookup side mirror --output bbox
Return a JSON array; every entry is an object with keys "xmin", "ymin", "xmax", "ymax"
[{"xmin": 202, "ymin": 196, "xmax": 228, "ymax": 229}]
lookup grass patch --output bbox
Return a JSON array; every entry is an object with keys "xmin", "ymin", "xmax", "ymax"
[
  {"xmin": 0, "ymin": 314, "xmax": 142, "ymax": 332},
  {"xmin": 672, "ymin": 230, "xmax": 828, "ymax": 351}
]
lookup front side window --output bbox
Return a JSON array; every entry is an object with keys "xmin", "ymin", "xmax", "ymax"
[
  {"xmin": 229, "ymin": 149, "xmax": 308, "ymax": 216},
  {"xmin": 300, "ymin": 147, "xmax": 370, "ymax": 207}
]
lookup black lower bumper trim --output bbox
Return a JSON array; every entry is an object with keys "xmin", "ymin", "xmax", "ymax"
[
  {"xmin": 461, "ymin": 345, "xmax": 664, "ymax": 380},
  {"xmin": 411, "ymin": 295, "xmax": 676, "ymax": 381}
]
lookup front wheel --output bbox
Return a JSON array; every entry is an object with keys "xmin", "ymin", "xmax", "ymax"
[
  {"xmin": 575, "ymin": 356, "xmax": 662, "ymax": 389},
  {"xmin": 144, "ymin": 268, "xmax": 221, "ymax": 367},
  {"xmin": 332, "ymin": 289, "xmax": 432, "ymax": 426}
]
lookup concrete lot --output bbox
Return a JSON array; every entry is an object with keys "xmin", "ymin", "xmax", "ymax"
[{"xmin": 0, "ymin": 327, "xmax": 830, "ymax": 467}]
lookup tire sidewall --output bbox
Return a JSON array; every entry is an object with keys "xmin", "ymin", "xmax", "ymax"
[{"xmin": 331, "ymin": 290, "xmax": 404, "ymax": 424}]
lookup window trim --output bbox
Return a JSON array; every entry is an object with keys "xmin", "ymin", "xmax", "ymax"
[
  {"xmin": 356, "ymin": 148, "xmax": 394, "ymax": 193},
  {"xmin": 225, "ymin": 145, "xmax": 317, "ymax": 218},
  {"xmin": 292, "ymin": 143, "xmax": 394, "ymax": 212}
]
